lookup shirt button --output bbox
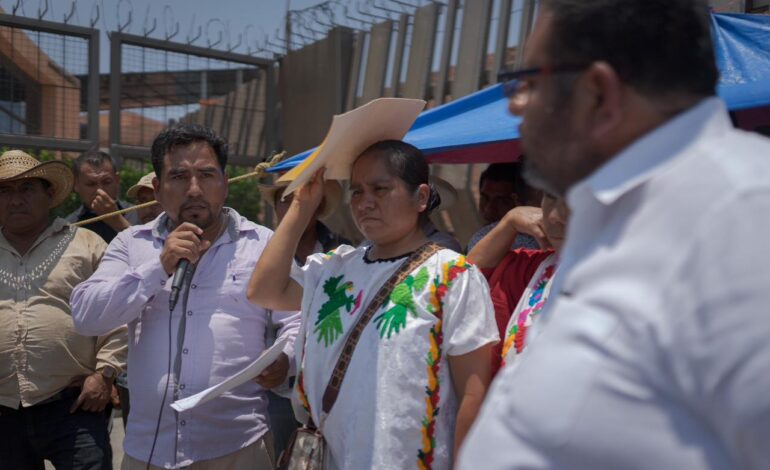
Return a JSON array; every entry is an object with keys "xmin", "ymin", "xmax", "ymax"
[
  {"xmin": 191, "ymin": 284, "xmax": 197, "ymax": 289},
  {"xmin": 183, "ymin": 348, "xmax": 189, "ymax": 354},
  {"xmin": 187, "ymin": 310, "xmax": 193, "ymax": 316},
  {"xmin": 179, "ymin": 384, "xmax": 186, "ymax": 390},
  {"xmin": 161, "ymin": 280, "xmax": 166, "ymax": 286},
  {"xmin": 180, "ymin": 420, "xmax": 186, "ymax": 426}
]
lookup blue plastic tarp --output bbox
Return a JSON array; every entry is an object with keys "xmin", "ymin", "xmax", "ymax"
[
  {"xmin": 713, "ymin": 13, "xmax": 770, "ymax": 111},
  {"xmin": 270, "ymin": 12, "xmax": 770, "ymax": 171}
]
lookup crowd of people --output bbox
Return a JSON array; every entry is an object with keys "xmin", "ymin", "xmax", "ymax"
[{"xmin": 2, "ymin": 0, "xmax": 770, "ymax": 469}]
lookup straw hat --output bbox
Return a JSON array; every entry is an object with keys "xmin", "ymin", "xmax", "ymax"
[
  {"xmin": 0, "ymin": 150, "xmax": 73, "ymax": 208},
  {"xmin": 258, "ymin": 178, "xmax": 342, "ymax": 221},
  {"xmin": 126, "ymin": 172, "xmax": 157, "ymax": 200}
]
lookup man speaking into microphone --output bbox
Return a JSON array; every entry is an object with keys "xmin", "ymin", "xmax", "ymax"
[{"xmin": 71, "ymin": 124, "xmax": 299, "ymax": 469}]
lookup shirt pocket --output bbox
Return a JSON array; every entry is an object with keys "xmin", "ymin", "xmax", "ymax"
[
  {"xmin": 216, "ymin": 267, "xmax": 254, "ymax": 304},
  {"xmin": 505, "ymin": 295, "xmax": 619, "ymax": 448}
]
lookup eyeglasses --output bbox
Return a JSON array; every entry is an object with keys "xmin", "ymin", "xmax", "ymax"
[{"xmin": 497, "ymin": 64, "xmax": 589, "ymax": 100}]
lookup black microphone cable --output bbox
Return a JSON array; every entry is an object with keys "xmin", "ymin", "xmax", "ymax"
[
  {"xmin": 147, "ymin": 228, "xmax": 199, "ymax": 469},
  {"xmin": 145, "ymin": 295, "xmax": 175, "ymax": 470},
  {"xmin": 146, "ymin": 259, "xmax": 191, "ymax": 470}
]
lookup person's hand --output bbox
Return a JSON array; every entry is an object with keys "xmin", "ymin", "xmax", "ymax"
[
  {"xmin": 292, "ymin": 169, "xmax": 326, "ymax": 216},
  {"xmin": 70, "ymin": 373, "xmax": 112, "ymax": 413},
  {"xmin": 91, "ymin": 188, "xmax": 131, "ymax": 231},
  {"xmin": 254, "ymin": 352, "xmax": 290, "ymax": 389},
  {"xmin": 160, "ymin": 222, "xmax": 212, "ymax": 275},
  {"xmin": 110, "ymin": 383, "xmax": 121, "ymax": 408},
  {"xmin": 90, "ymin": 188, "xmax": 119, "ymax": 215},
  {"xmin": 504, "ymin": 206, "xmax": 551, "ymax": 249}
]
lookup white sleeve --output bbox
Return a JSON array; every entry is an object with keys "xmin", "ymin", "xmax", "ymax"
[{"xmin": 441, "ymin": 262, "xmax": 500, "ymax": 357}]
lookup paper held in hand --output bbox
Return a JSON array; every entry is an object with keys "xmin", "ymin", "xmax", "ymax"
[
  {"xmin": 170, "ymin": 336, "xmax": 289, "ymax": 412},
  {"xmin": 277, "ymin": 97, "xmax": 426, "ymax": 197}
]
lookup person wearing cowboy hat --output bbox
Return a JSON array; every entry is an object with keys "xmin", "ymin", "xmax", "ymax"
[
  {"xmin": 126, "ymin": 171, "xmax": 163, "ymax": 225},
  {"xmin": 0, "ymin": 150, "xmax": 127, "ymax": 469},
  {"xmin": 259, "ymin": 174, "xmax": 348, "ymax": 265}
]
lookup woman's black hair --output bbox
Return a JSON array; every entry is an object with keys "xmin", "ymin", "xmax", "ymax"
[{"xmin": 358, "ymin": 140, "xmax": 441, "ymax": 221}]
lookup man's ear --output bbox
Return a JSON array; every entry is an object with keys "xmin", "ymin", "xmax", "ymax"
[
  {"xmin": 152, "ymin": 176, "xmax": 161, "ymax": 202},
  {"xmin": 581, "ymin": 61, "xmax": 624, "ymax": 141}
]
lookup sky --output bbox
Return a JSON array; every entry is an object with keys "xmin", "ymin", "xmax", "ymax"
[{"xmin": 0, "ymin": 0, "xmax": 327, "ymax": 71}]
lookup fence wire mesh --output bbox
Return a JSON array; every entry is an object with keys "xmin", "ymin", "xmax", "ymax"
[
  {"xmin": 0, "ymin": 25, "xmax": 89, "ymax": 141},
  {"xmin": 116, "ymin": 43, "xmax": 268, "ymax": 159}
]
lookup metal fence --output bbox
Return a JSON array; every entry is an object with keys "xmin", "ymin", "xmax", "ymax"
[
  {"xmin": 109, "ymin": 33, "xmax": 276, "ymax": 166},
  {"xmin": 0, "ymin": 13, "xmax": 99, "ymax": 154},
  {"xmin": 279, "ymin": 0, "xmax": 539, "ymax": 244},
  {"xmin": 0, "ymin": 11, "xmax": 276, "ymax": 168}
]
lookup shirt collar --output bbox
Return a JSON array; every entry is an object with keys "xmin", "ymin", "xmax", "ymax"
[{"xmin": 568, "ymin": 97, "xmax": 731, "ymax": 208}]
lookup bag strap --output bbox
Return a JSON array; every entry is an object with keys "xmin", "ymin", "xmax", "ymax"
[{"xmin": 320, "ymin": 242, "xmax": 441, "ymax": 414}]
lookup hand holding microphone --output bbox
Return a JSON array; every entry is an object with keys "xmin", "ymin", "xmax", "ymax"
[{"xmin": 161, "ymin": 223, "xmax": 211, "ymax": 310}]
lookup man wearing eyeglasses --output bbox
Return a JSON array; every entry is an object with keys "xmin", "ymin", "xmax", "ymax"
[{"xmin": 460, "ymin": 1, "xmax": 770, "ymax": 469}]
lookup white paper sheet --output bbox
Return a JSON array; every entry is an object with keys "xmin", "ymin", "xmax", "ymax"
[{"xmin": 170, "ymin": 336, "xmax": 289, "ymax": 412}]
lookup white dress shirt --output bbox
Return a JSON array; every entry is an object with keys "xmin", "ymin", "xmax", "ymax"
[
  {"xmin": 71, "ymin": 209, "xmax": 300, "ymax": 468},
  {"xmin": 459, "ymin": 97, "xmax": 770, "ymax": 469}
]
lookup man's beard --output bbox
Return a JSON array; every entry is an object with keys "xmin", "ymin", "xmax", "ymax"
[
  {"xmin": 522, "ymin": 157, "xmax": 565, "ymax": 198},
  {"xmin": 178, "ymin": 199, "xmax": 217, "ymax": 229}
]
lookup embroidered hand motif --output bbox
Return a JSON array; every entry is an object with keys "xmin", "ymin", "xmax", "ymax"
[
  {"xmin": 374, "ymin": 267, "xmax": 430, "ymax": 339},
  {"xmin": 314, "ymin": 275, "xmax": 361, "ymax": 346}
]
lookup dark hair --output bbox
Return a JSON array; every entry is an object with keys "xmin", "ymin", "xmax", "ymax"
[
  {"xmin": 540, "ymin": 0, "xmax": 717, "ymax": 97},
  {"xmin": 150, "ymin": 124, "xmax": 228, "ymax": 178},
  {"xmin": 359, "ymin": 140, "xmax": 441, "ymax": 218},
  {"xmin": 479, "ymin": 162, "xmax": 527, "ymax": 195},
  {"xmin": 72, "ymin": 150, "xmax": 115, "ymax": 177},
  {"xmin": 756, "ymin": 125, "xmax": 770, "ymax": 137}
]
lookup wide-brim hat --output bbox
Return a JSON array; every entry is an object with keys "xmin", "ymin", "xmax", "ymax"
[
  {"xmin": 0, "ymin": 150, "xmax": 73, "ymax": 208},
  {"xmin": 258, "ymin": 178, "xmax": 343, "ymax": 221},
  {"xmin": 126, "ymin": 171, "xmax": 157, "ymax": 200}
]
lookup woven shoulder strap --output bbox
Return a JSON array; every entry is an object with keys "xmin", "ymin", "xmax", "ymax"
[{"xmin": 321, "ymin": 242, "xmax": 441, "ymax": 414}]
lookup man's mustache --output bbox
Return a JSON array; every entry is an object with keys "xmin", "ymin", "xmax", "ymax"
[{"xmin": 180, "ymin": 199, "xmax": 211, "ymax": 211}]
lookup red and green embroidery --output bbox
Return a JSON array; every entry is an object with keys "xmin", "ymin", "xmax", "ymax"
[
  {"xmin": 314, "ymin": 275, "xmax": 363, "ymax": 347},
  {"xmin": 501, "ymin": 264, "xmax": 556, "ymax": 363},
  {"xmin": 418, "ymin": 257, "xmax": 470, "ymax": 470},
  {"xmin": 296, "ymin": 367, "xmax": 311, "ymax": 415},
  {"xmin": 374, "ymin": 267, "xmax": 430, "ymax": 339}
]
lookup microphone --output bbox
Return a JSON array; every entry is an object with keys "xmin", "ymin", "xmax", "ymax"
[
  {"xmin": 168, "ymin": 259, "xmax": 190, "ymax": 311},
  {"xmin": 168, "ymin": 227, "xmax": 200, "ymax": 311}
]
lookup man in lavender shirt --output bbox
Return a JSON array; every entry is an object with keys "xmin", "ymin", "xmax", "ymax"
[{"xmin": 71, "ymin": 124, "xmax": 300, "ymax": 469}]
